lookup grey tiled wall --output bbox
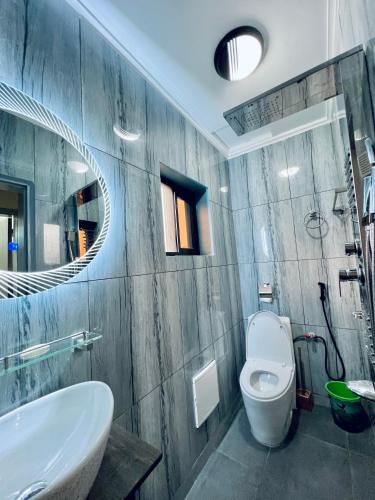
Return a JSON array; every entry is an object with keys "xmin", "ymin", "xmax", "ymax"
[
  {"xmin": 333, "ymin": 0, "xmax": 375, "ymax": 56},
  {"xmin": 0, "ymin": 1, "xmax": 243, "ymax": 498},
  {"xmin": 229, "ymin": 120, "xmax": 366, "ymax": 403}
]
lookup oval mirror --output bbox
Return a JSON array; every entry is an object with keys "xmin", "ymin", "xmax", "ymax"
[{"xmin": 0, "ymin": 83, "xmax": 110, "ymax": 298}]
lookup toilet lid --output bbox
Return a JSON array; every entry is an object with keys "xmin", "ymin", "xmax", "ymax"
[{"xmin": 246, "ymin": 311, "xmax": 293, "ymax": 365}]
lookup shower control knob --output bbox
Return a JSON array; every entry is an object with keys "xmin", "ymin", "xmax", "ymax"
[
  {"xmin": 338, "ymin": 267, "xmax": 365, "ymax": 283},
  {"xmin": 345, "ymin": 241, "xmax": 362, "ymax": 257},
  {"xmin": 338, "ymin": 266, "xmax": 365, "ymax": 295}
]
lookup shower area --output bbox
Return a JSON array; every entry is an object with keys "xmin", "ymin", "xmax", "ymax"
[{"xmin": 227, "ymin": 45, "xmax": 375, "ymax": 410}]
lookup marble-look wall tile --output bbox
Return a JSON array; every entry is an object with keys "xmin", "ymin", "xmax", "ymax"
[
  {"xmin": 238, "ymin": 263, "xmax": 258, "ymax": 319},
  {"xmin": 196, "ymin": 134, "xmax": 211, "ymax": 195},
  {"xmin": 270, "ymin": 199, "xmax": 298, "ymax": 261},
  {"xmin": 291, "ymin": 194, "xmax": 324, "ymax": 260},
  {"xmin": 23, "ymin": 0, "xmax": 82, "ymax": 135},
  {"xmin": 335, "ymin": 0, "xmax": 375, "ymax": 53},
  {"xmin": 34, "ymin": 128, "xmax": 67, "ymax": 204},
  {"xmin": 161, "ymin": 368, "xmax": 191, "ymax": 495},
  {"xmin": 251, "ymin": 204, "xmax": 274, "ymax": 262},
  {"xmin": 311, "ymin": 123, "xmax": 346, "ymax": 193},
  {"xmin": 298, "ymin": 259, "xmax": 328, "ymax": 326},
  {"xmin": 340, "ymin": 51, "xmax": 375, "ymax": 150},
  {"xmin": 195, "ymin": 267, "xmax": 213, "ymax": 350},
  {"xmin": 221, "ymin": 205, "xmax": 238, "ymax": 265},
  {"xmin": 0, "ymin": 281, "xmax": 90, "ymax": 415},
  {"xmin": 114, "ymin": 406, "xmax": 134, "ymax": 433},
  {"xmin": 284, "ymin": 132, "xmax": 314, "ymax": 198},
  {"xmin": 145, "ymin": 82, "xmax": 186, "ymax": 176},
  {"xmin": 291, "ymin": 324, "xmax": 312, "ymax": 391},
  {"xmin": 133, "ymin": 386, "xmax": 168, "ymax": 500},
  {"xmin": 125, "ymin": 164, "xmax": 165, "ymax": 276},
  {"xmin": 156, "ymin": 272, "xmax": 184, "ymax": 379},
  {"xmin": 227, "ymin": 265, "xmax": 243, "ymax": 326},
  {"xmin": 184, "ymin": 120, "xmax": 202, "ymax": 182},
  {"xmin": 255, "ymin": 262, "xmax": 279, "ymax": 316},
  {"xmin": 259, "ymin": 142, "xmax": 290, "ymax": 203},
  {"xmin": 208, "ymin": 202, "xmax": 227, "ymax": 267},
  {"xmin": 214, "ymin": 333, "xmax": 239, "ymax": 420},
  {"xmin": 317, "ymin": 189, "xmax": 354, "ymax": 259},
  {"xmin": 130, "ymin": 274, "xmax": 161, "ymax": 401},
  {"xmin": 336, "ymin": 328, "xmax": 367, "ymax": 381},
  {"xmin": 231, "ymin": 321, "xmax": 246, "ymax": 378},
  {"xmin": 0, "ymin": 111, "xmax": 35, "ymax": 181},
  {"xmin": 233, "ymin": 209, "xmax": 255, "ymax": 264},
  {"xmin": 252, "ymin": 200, "xmax": 297, "ymax": 262},
  {"xmin": 217, "ymin": 159, "xmax": 231, "ymax": 209},
  {"xmin": 325, "ymin": 257, "xmax": 362, "ymax": 330},
  {"xmin": 81, "ymin": 19, "xmax": 146, "ymax": 169},
  {"xmin": 185, "ymin": 121, "xmax": 201, "ymax": 181},
  {"xmin": 86, "ymin": 148, "xmax": 127, "ymax": 280},
  {"xmin": 242, "ymin": 149, "xmax": 266, "ymax": 207},
  {"xmin": 89, "ymin": 278, "xmax": 132, "ymax": 418},
  {"xmin": 299, "ymin": 257, "xmax": 361, "ymax": 329},
  {"xmin": 0, "ymin": 0, "xmax": 25, "ymax": 88},
  {"xmin": 207, "ymin": 145, "xmax": 221, "ymax": 206},
  {"xmin": 256, "ymin": 261, "xmax": 304, "ymax": 324},
  {"xmin": 208, "ymin": 266, "xmax": 233, "ymax": 341},
  {"xmin": 177, "ymin": 269, "xmax": 200, "ymax": 363},
  {"xmin": 307, "ymin": 325, "xmax": 339, "ymax": 396},
  {"xmin": 228, "ymin": 155, "xmax": 249, "ymax": 211}
]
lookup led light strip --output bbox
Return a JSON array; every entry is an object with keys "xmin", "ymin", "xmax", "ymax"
[{"xmin": 0, "ymin": 82, "xmax": 110, "ymax": 299}]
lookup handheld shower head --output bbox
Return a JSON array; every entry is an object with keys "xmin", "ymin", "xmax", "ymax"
[{"xmin": 318, "ymin": 282, "xmax": 327, "ymax": 302}]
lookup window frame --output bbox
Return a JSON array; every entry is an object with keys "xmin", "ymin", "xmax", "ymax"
[{"xmin": 161, "ymin": 175, "xmax": 200, "ymax": 256}]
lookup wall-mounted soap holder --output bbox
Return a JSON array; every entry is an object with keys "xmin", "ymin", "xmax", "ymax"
[{"xmin": 0, "ymin": 331, "xmax": 102, "ymax": 376}]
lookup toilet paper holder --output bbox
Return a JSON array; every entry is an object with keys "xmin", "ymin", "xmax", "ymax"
[{"xmin": 259, "ymin": 282, "xmax": 273, "ymax": 303}]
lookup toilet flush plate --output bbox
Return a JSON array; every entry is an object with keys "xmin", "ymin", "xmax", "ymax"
[{"xmin": 192, "ymin": 361, "xmax": 220, "ymax": 428}]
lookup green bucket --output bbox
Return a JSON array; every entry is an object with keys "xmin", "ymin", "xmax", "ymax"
[{"xmin": 325, "ymin": 381, "xmax": 369, "ymax": 433}]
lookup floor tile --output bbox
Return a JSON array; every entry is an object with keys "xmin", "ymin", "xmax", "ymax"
[
  {"xmin": 257, "ymin": 433, "xmax": 351, "ymax": 500},
  {"xmin": 186, "ymin": 451, "xmax": 258, "ymax": 500},
  {"xmin": 218, "ymin": 408, "xmax": 268, "ymax": 486},
  {"xmin": 350, "ymin": 451, "xmax": 375, "ymax": 500},
  {"xmin": 297, "ymin": 405, "xmax": 348, "ymax": 449},
  {"xmin": 348, "ymin": 424, "xmax": 375, "ymax": 459}
]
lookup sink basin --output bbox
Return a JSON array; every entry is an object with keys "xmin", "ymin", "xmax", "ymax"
[{"xmin": 0, "ymin": 381, "xmax": 114, "ymax": 499}]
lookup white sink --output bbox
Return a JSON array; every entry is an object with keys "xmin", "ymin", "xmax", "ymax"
[{"xmin": 0, "ymin": 381, "xmax": 114, "ymax": 500}]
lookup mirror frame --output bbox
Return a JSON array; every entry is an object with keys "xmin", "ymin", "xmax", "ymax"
[{"xmin": 0, "ymin": 82, "xmax": 110, "ymax": 299}]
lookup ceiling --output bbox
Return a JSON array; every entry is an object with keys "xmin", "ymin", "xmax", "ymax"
[{"xmin": 68, "ymin": 0, "xmax": 332, "ymax": 157}]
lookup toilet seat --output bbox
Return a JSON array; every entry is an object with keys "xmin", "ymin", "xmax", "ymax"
[{"xmin": 240, "ymin": 358, "xmax": 294, "ymax": 402}]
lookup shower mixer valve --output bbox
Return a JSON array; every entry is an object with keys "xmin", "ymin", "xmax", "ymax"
[
  {"xmin": 338, "ymin": 266, "xmax": 365, "ymax": 296},
  {"xmin": 344, "ymin": 240, "xmax": 362, "ymax": 256}
]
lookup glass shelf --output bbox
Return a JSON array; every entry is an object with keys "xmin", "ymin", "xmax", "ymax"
[{"xmin": 0, "ymin": 331, "xmax": 102, "ymax": 376}]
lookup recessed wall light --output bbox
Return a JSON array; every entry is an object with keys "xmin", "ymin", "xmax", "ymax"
[
  {"xmin": 214, "ymin": 26, "xmax": 264, "ymax": 81},
  {"xmin": 67, "ymin": 160, "xmax": 89, "ymax": 174},
  {"xmin": 220, "ymin": 186, "xmax": 229, "ymax": 193},
  {"xmin": 113, "ymin": 124, "xmax": 140, "ymax": 142}
]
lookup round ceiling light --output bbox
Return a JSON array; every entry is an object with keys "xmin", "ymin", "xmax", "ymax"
[{"xmin": 214, "ymin": 26, "xmax": 264, "ymax": 81}]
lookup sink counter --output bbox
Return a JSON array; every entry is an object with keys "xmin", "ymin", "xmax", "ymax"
[{"xmin": 88, "ymin": 423, "xmax": 162, "ymax": 500}]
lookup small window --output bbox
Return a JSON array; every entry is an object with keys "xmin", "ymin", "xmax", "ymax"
[
  {"xmin": 160, "ymin": 164, "xmax": 213, "ymax": 257},
  {"xmin": 161, "ymin": 177, "xmax": 200, "ymax": 255}
]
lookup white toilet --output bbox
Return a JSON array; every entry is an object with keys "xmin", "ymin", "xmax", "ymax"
[{"xmin": 240, "ymin": 311, "xmax": 296, "ymax": 447}]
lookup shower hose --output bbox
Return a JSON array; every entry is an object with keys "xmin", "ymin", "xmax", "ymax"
[{"xmin": 293, "ymin": 282, "xmax": 346, "ymax": 381}]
